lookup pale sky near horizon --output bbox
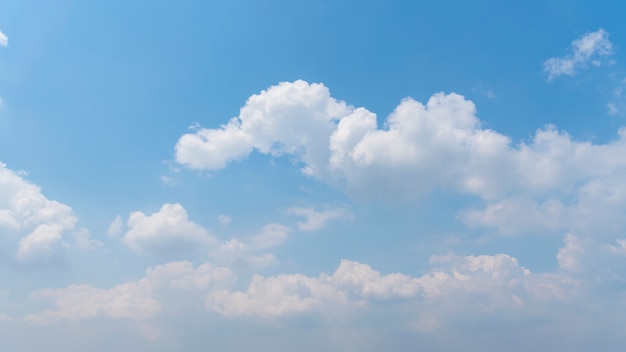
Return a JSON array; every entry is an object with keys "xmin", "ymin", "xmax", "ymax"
[{"xmin": 2, "ymin": 1, "xmax": 626, "ymax": 351}]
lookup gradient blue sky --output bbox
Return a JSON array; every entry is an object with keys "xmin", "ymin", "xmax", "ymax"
[{"xmin": 2, "ymin": 1, "xmax": 626, "ymax": 351}]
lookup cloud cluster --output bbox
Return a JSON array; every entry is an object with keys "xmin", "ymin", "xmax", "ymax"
[
  {"xmin": 26, "ymin": 240, "xmax": 605, "ymax": 331},
  {"xmin": 175, "ymin": 81, "xmax": 626, "ymax": 198},
  {"xmin": 205, "ymin": 253, "xmax": 568, "ymax": 320},
  {"xmin": 174, "ymin": 81, "xmax": 626, "ymax": 239},
  {"xmin": 543, "ymin": 29, "xmax": 613, "ymax": 81},
  {"xmin": 26, "ymin": 254, "xmax": 542, "ymax": 322},
  {"xmin": 25, "ymin": 261, "xmax": 235, "ymax": 324},
  {"xmin": 0, "ymin": 163, "xmax": 97, "ymax": 269},
  {"xmin": 113, "ymin": 203, "xmax": 291, "ymax": 268}
]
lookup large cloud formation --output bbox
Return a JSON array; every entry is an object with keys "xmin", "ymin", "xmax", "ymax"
[
  {"xmin": 175, "ymin": 81, "xmax": 626, "ymax": 198},
  {"xmin": 28, "ymin": 235, "xmax": 619, "ymax": 330},
  {"xmin": 175, "ymin": 81, "xmax": 626, "ymax": 240}
]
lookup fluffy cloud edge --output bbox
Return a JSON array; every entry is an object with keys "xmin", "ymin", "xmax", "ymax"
[
  {"xmin": 543, "ymin": 29, "xmax": 613, "ymax": 81},
  {"xmin": 0, "ymin": 162, "xmax": 99, "ymax": 269}
]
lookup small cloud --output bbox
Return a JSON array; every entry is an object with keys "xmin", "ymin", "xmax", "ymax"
[
  {"xmin": 107, "ymin": 215, "xmax": 124, "ymax": 237},
  {"xmin": 288, "ymin": 206, "xmax": 350, "ymax": 232},
  {"xmin": 543, "ymin": 29, "xmax": 613, "ymax": 81},
  {"xmin": 607, "ymin": 80, "xmax": 626, "ymax": 116},
  {"xmin": 217, "ymin": 214, "xmax": 231, "ymax": 226},
  {"xmin": 73, "ymin": 228, "xmax": 103, "ymax": 250},
  {"xmin": 160, "ymin": 175, "xmax": 176, "ymax": 186},
  {"xmin": 160, "ymin": 161, "xmax": 180, "ymax": 186},
  {"xmin": 471, "ymin": 82, "xmax": 496, "ymax": 100},
  {"xmin": 0, "ymin": 30, "xmax": 7, "ymax": 46}
]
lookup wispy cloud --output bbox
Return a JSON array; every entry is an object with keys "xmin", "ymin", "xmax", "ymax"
[
  {"xmin": 0, "ymin": 30, "xmax": 7, "ymax": 46},
  {"xmin": 288, "ymin": 206, "xmax": 350, "ymax": 232},
  {"xmin": 543, "ymin": 29, "xmax": 613, "ymax": 81}
]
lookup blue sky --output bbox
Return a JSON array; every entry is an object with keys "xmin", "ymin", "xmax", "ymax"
[{"xmin": 2, "ymin": 1, "xmax": 626, "ymax": 350}]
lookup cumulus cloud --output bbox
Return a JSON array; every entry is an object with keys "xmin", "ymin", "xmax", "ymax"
[
  {"xmin": 25, "ymin": 261, "xmax": 234, "ymax": 324},
  {"xmin": 175, "ymin": 80, "xmax": 351, "ymax": 172},
  {"xmin": 121, "ymin": 203, "xmax": 216, "ymax": 256},
  {"xmin": 287, "ymin": 206, "xmax": 350, "ymax": 231},
  {"xmin": 26, "ymin": 282, "xmax": 159, "ymax": 324},
  {"xmin": 0, "ymin": 30, "xmax": 7, "ymax": 46},
  {"xmin": 175, "ymin": 81, "xmax": 511, "ymax": 200},
  {"xmin": 118, "ymin": 203, "xmax": 292, "ymax": 267},
  {"xmin": 174, "ymin": 81, "xmax": 626, "ymax": 242},
  {"xmin": 543, "ymin": 29, "xmax": 613, "ymax": 81},
  {"xmin": 206, "ymin": 254, "xmax": 567, "ymax": 319},
  {"xmin": 17, "ymin": 224, "xmax": 69, "ymax": 267},
  {"xmin": 462, "ymin": 160, "xmax": 626, "ymax": 238},
  {"xmin": 23, "ymin": 235, "xmax": 626, "ymax": 341},
  {"xmin": 0, "ymin": 163, "xmax": 96, "ymax": 268},
  {"xmin": 175, "ymin": 81, "xmax": 626, "ymax": 207}
]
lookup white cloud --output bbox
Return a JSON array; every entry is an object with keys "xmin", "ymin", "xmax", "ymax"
[
  {"xmin": 288, "ymin": 206, "xmax": 350, "ymax": 231},
  {"xmin": 462, "ymin": 167, "xmax": 626, "ymax": 238},
  {"xmin": 122, "ymin": 203, "xmax": 216, "ymax": 256},
  {"xmin": 145, "ymin": 260, "xmax": 235, "ymax": 291},
  {"xmin": 107, "ymin": 215, "xmax": 124, "ymax": 237},
  {"xmin": 25, "ymin": 260, "xmax": 235, "ymax": 324},
  {"xmin": 557, "ymin": 234, "xmax": 585, "ymax": 272},
  {"xmin": 0, "ymin": 30, "xmax": 7, "ymax": 46},
  {"xmin": 0, "ymin": 163, "xmax": 96, "ymax": 268},
  {"xmin": 175, "ymin": 81, "xmax": 626, "ymax": 215},
  {"xmin": 175, "ymin": 80, "xmax": 351, "ymax": 172},
  {"xmin": 73, "ymin": 229, "xmax": 102, "ymax": 250},
  {"xmin": 543, "ymin": 29, "xmax": 613, "ymax": 81},
  {"xmin": 23, "ymin": 236, "xmax": 626, "ymax": 341},
  {"xmin": 25, "ymin": 282, "xmax": 159, "ymax": 324},
  {"xmin": 174, "ymin": 81, "xmax": 626, "ymax": 243},
  {"xmin": 120, "ymin": 203, "xmax": 291, "ymax": 267},
  {"xmin": 17, "ymin": 224, "xmax": 69, "ymax": 267},
  {"xmin": 206, "ymin": 272, "xmax": 351, "ymax": 317},
  {"xmin": 217, "ymin": 214, "xmax": 231, "ymax": 226},
  {"xmin": 174, "ymin": 81, "xmax": 515, "ymax": 200},
  {"xmin": 247, "ymin": 223, "xmax": 290, "ymax": 250},
  {"xmin": 206, "ymin": 254, "xmax": 566, "ymax": 319},
  {"xmin": 209, "ymin": 224, "xmax": 290, "ymax": 269}
]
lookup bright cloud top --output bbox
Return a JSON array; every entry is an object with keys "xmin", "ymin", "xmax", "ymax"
[
  {"xmin": 119, "ymin": 203, "xmax": 216, "ymax": 256},
  {"xmin": 0, "ymin": 163, "xmax": 97, "ymax": 268},
  {"xmin": 114, "ymin": 203, "xmax": 293, "ymax": 268},
  {"xmin": 175, "ymin": 81, "xmax": 626, "ymax": 239},
  {"xmin": 543, "ymin": 29, "xmax": 613, "ymax": 81},
  {"xmin": 0, "ymin": 30, "xmax": 7, "ymax": 46}
]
